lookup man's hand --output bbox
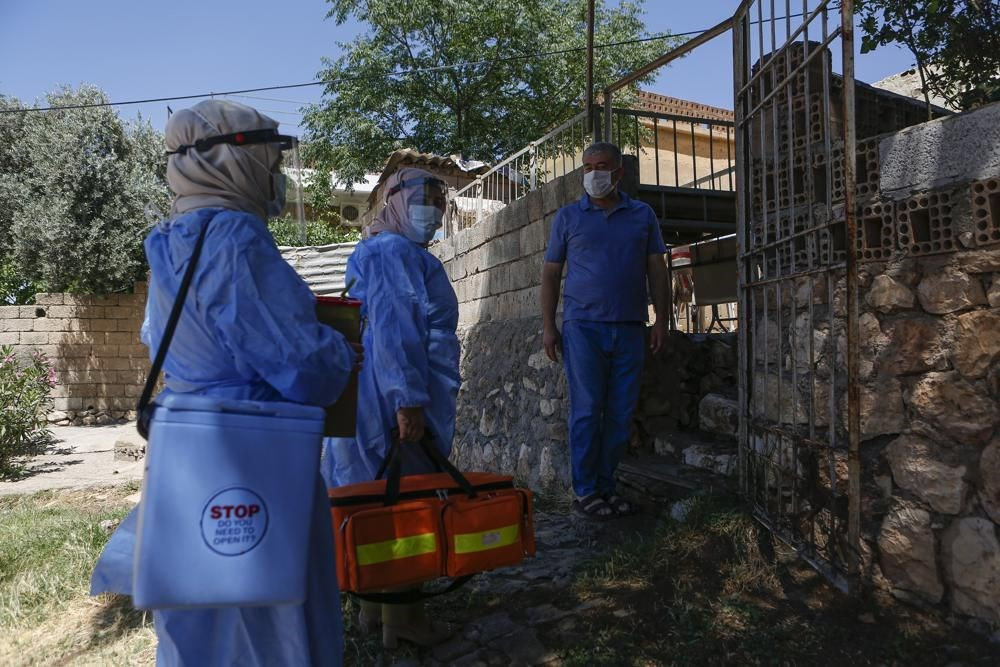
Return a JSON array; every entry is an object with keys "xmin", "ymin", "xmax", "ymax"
[
  {"xmin": 396, "ymin": 406, "xmax": 426, "ymax": 443},
  {"xmin": 543, "ymin": 325, "xmax": 562, "ymax": 362},
  {"xmin": 649, "ymin": 319, "xmax": 666, "ymax": 355},
  {"xmin": 540, "ymin": 262, "xmax": 564, "ymax": 362}
]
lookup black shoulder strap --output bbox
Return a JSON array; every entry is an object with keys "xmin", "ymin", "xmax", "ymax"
[{"xmin": 136, "ymin": 221, "xmax": 212, "ymax": 440}]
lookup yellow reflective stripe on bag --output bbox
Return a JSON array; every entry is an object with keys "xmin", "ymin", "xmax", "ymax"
[
  {"xmin": 356, "ymin": 533, "xmax": 437, "ymax": 565},
  {"xmin": 453, "ymin": 523, "xmax": 520, "ymax": 554}
]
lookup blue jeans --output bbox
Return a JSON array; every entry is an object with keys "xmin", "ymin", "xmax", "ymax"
[{"xmin": 562, "ymin": 320, "xmax": 645, "ymax": 498}]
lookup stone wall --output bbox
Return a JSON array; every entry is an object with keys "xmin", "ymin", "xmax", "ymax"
[
  {"xmin": 750, "ymin": 101, "xmax": 1000, "ymax": 630},
  {"xmin": 0, "ymin": 283, "xmax": 150, "ymax": 425},
  {"xmin": 858, "ymin": 103, "xmax": 1000, "ymax": 631},
  {"xmin": 430, "ymin": 158, "xmax": 741, "ymax": 490},
  {"xmin": 444, "ymin": 318, "xmax": 740, "ymax": 492}
]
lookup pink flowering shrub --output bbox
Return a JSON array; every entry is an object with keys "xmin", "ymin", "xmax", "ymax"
[{"xmin": 0, "ymin": 345, "xmax": 56, "ymax": 473}]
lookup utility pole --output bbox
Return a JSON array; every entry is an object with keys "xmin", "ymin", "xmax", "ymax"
[{"xmin": 585, "ymin": 0, "xmax": 595, "ymax": 134}]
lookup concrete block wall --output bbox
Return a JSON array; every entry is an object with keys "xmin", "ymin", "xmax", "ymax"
[
  {"xmin": 426, "ymin": 168, "xmax": 583, "ymax": 489},
  {"xmin": 431, "ymin": 168, "xmax": 585, "ymax": 326},
  {"xmin": 0, "ymin": 283, "xmax": 150, "ymax": 424}
]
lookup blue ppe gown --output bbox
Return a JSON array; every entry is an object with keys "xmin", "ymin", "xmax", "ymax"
[
  {"xmin": 320, "ymin": 232, "xmax": 461, "ymax": 487},
  {"xmin": 91, "ymin": 207, "xmax": 355, "ymax": 666}
]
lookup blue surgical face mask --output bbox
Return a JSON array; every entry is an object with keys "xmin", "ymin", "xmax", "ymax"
[
  {"xmin": 267, "ymin": 172, "xmax": 286, "ymax": 218},
  {"xmin": 405, "ymin": 204, "xmax": 443, "ymax": 244}
]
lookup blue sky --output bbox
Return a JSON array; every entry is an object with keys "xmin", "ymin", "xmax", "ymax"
[{"xmin": 0, "ymin": 1, "xmax": 915, "ymax": 137}]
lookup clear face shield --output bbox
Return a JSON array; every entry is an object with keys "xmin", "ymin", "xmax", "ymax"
[
  {"xmin": 387, "ymin": 176, "xmax": 449, "ymax": 244},
  {"xmin": 387, "ymin": 176, "xmax": 449, "ymax": 211},
  {"xmin": 166, "ymin": 128, "xmax": 307, "ymax": 243}
]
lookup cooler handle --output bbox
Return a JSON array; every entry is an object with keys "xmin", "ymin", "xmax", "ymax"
[{"xmin": 377, "ymin": 430, "xmax": 476, "ymax": 506}]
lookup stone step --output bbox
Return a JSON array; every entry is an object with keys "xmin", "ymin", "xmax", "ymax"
[
  {"xmin": 616, "ymin": 453, "xmax": 733, "ymax": 510},
  {"xmin": 698, "ymin": 392, "xmax": 739, "ymax": 439}
]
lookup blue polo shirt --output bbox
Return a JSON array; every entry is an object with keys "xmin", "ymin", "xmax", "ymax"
[{"xmin": 544, "ymin": 191, "xmax": 666, "ymax": 323}]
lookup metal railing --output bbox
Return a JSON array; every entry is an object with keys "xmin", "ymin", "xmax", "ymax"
[
  {"xmin": 601, "ymin": 107, "xmax": 736, "ymax": 191},
  {"xmin": 447, "ymin": 104, "xmax": 739, "ymax": 236},
  {"xmin": 447, "ymin": 109, "xmax": 592, "ymax": 234}
]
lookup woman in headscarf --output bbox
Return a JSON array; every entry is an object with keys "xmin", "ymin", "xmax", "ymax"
[
  {"xmin": 321, "ymin": 167, "xmax": 461, "ymax": 649},
  {"xmin": 91, "ymin": 100, "xmax": 356, "ymax": 666}
]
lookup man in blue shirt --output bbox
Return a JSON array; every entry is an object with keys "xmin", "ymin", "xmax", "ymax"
[{"xmin": 541, "ymin": 142, "xmax": 669, "ymax": 519}]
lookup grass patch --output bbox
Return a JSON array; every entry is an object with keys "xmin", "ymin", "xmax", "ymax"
[
  {"xmin": 0, "ymin": 483, "xmax": 155, "ymax": 666},
  {"xmin": 552, "ymin": 495, "xmax": 995, "ymax": 666},
  {"xmin": 4, "ymin": 486, "xmax": 997, "ymax": 666},
  {"xmin": 530, "ymin": 482, "xmax": 574, "ymax": 515}
]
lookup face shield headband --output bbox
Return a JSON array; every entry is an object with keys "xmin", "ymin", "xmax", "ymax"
[
  {"xmin": 387, "ymin": 176, "xmax": 448, "ymax": 211},
  {"xmin": 165, "ymin": 128, "xmax": 297, "ymax": 156}
]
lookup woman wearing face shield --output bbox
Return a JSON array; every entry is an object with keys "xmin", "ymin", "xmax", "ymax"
[
  {"xmin": 321, "ymin": 167, "xmax": 461, "ymax": 649},
  {"xmin": 90, "ymin": 100, "xmax": 356, "ymax": 666}
]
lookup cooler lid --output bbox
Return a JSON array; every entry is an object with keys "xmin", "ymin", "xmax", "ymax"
[
  {"xmin": 158, "ymin": 393, "xmax": 325, "ymax": 420},
  {"xmin": 315, "ymin": 295, "xmax": 361, "ymax": 307}
]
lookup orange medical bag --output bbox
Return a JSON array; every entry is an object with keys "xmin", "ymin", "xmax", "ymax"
[{"xmin": 329, "ymin": 438, "xmax": 535, "ymax": 594}]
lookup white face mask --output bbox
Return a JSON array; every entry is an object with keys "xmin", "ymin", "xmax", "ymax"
[{"xmin": 583, "ymin": 169, "xmax": 616, "ymax": 198}]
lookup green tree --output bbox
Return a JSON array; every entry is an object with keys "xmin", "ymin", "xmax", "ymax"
[
  {"xmin": 0, "ymin": 96, "xmax": 39, "ymax": 303},
  {"xmin": 0, "ymin": 86, "xmax": 169, "ymax": 299},
  {"xmin": 303, "ymin": 0, "xmax": 675, "ymax": 185},
  {"xmin": 857, "ymin": 0, "xmax": 1000, "ymax": 113},
  {"xmin": 267, "ymin": 217, "xmax": 361, "ymax": 246}
]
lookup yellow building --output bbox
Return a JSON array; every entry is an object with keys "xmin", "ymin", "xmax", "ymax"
[{"xmin": 629, "ymin": 91, "xmax": 735, "ymax": 192}]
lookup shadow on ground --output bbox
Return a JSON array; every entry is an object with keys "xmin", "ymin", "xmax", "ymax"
[{"xmin": 342, "ymin": 493, "xmax": 998, "ymax": 666}]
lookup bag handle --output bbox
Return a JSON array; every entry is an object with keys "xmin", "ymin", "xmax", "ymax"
[
  {"xmin": 376, "ymin": 430, "xmax": 477, "ymax": 506},
  {"xmin": 350, "ymin": 575, "xmax": 473, "ymax": 604},
  {"xmin": 136, "ymin": 221, "xmax": 212, "ymax": 440}
]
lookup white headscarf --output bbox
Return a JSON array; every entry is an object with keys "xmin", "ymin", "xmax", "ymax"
[
  {"xmin": 368, "ymin": 167, "xmax": 438, "ymax": 238},
  {"xmin": 165, "ymin": 100, "xmax": 280, "ymax": 221}
]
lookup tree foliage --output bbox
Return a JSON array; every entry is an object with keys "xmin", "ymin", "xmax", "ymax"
[
  {"xmin": 0, "ymin": 86, "xmax": 169, "ymax": 300},
  {"xmin": 267, "ymin": 217, "xmax": 361, "ymax": 246},
  {"xmin": 303, "ymin": 0, "xmax": 675, "ymax": 185},
  {"xmin": 857, "ymin": 0, "xmax": 1000, "ymax": 112}
]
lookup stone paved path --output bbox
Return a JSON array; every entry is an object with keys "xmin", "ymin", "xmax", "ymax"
[
  {"xmin": 0, "ymin": 424, "xmax": 144, "ymax": 496},
  {"xmin": 364, "ymin": 508, "xmax": 654, "ymax": 667}
]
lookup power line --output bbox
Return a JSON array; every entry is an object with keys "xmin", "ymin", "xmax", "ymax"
[
  {"xmin": 1, "ymin": 7, "xmax": 840, "ymax": 115},
  {"xmin": 0, "ymin": 30, "xmax": 697, "ymax": 114},
  {"xmin": 227, "ymin": 93, "xmax": 314, "ymax": 106},
  {"xmin": 220, "ymin": 101, "xmax": 304, "ymax": 117}
]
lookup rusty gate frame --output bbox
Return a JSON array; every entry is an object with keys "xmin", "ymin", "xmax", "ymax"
[{"xmin": 732, "ymin": 0, "xmax": 861, "ymax": 592}]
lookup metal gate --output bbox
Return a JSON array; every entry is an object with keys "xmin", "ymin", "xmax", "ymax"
[{"xmin": 732, "ymin": 0, "xmax": 861, "ymax": 591}]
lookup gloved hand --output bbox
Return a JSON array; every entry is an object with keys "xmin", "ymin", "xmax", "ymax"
[
  {"xmin": 350, "ymin": 342, "xmax": 364, "ymax": 373},
  {"xmin": 396, "ymin": 406, "xmax": 425, "ymax": 443}
]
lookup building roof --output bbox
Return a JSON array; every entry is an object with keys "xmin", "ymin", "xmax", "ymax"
[
  {"xmin": 367, "ymin": 148, "xmax": 491, "ymax": 206},
  {"xmin": 280, "ymin": 242, "xmax": 357, "ymax": 295},
  {"xmin": 283, "ymin": 167, "xmax": 381, "ymax": 196},
  {"xmin": 872, "ymin": 69, "xmax": 956, "ymax": 111},
  {"xmin": 376, "ymin": 148, "xmax": 489, "ymax": 184},
  {"xmin": 635, "ymin": 91, "xmax": 734, "ymax": 122}
]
